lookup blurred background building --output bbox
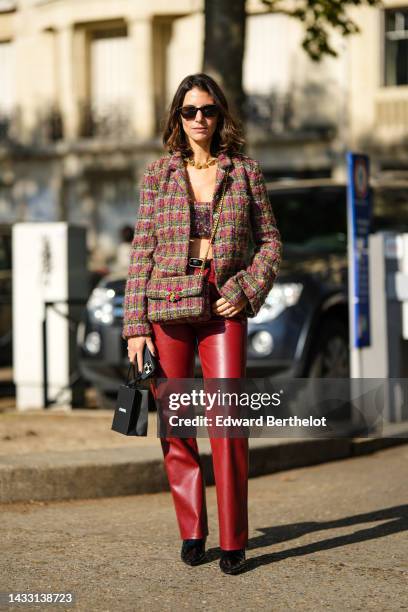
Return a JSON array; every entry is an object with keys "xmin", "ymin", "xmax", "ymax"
[{"xmin": 0, "ymin": 0, "xmax": 407, "ymax": 267}]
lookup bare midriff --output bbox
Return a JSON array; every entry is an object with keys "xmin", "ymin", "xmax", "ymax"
[{"xmin": 188, "ymin": 236, "xmax": 213, "ymax": 260}]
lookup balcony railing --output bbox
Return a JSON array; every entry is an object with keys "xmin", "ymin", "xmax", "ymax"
[
  {"xmin": 244, "ymin": 92, "xmax": 295, "ymax": 134},
  {"xmin": 375, "ymin": 86, "xmax": 408, "ymax": 142},
  {"xmin": 0, "ymin": 106, "xmax": 63, "ymax": 146},
  {"xmin": 78, "ymin": 103, "xmax": 133, "ymax": 140},
  {"xmin": 244, "ymin": 90, "xmax": 336, "ymax": 139}
]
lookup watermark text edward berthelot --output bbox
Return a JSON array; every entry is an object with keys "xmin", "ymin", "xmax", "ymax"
[
  {"xmin": 168, "ymin": 414, "xmax": 327, "ymax": 427},
  {"xmin": 155, "ymin": 377, "xmax": 386, "ymax": 438}
]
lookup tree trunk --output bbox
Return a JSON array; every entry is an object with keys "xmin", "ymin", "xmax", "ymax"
[{"xmin": 203, "ymin": 0, "xmax": 247, "ymax": 135}]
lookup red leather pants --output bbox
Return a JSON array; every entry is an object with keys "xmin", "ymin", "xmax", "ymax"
[{"xmin": 151, "ymin": 259, "xmax": 249, "ymax": 550}]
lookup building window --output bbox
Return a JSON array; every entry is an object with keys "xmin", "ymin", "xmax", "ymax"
[
  {"xmin": 81, "ymin": 26, "xmax": 132, "ymax": 138},
  {"xmin": 0, "ymin": 40, "xmax": 15, "ymax": 139},
  {"xmin": 0, "ymin": 41, "xmax": 14, "ymax": 114},
  {"xmin": 384, "ymin": 8, "xmax": 408, "ymax": 86}
]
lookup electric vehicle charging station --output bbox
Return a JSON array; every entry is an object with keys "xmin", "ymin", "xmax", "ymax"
[
  {"xmin": 355, "ymin": 231, "xmax": 408, "ymax": 422},
  {"xmin": 12, "ymin": 223, "xmax": 88, "ymax": 410},
  {"xmin": 346, "ymin": 152, "xmax": 408, "ymax": 427}
]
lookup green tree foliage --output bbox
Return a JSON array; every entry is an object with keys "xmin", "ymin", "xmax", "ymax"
[
  {"xmin": 260, "ymin": 0, "xmax": 382, "ymax": 61},
  {"xmin": 203, "ymin": 0, "xmax": 382, "ymax": 124}
]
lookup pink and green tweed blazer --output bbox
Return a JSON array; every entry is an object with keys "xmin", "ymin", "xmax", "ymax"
[{"xmin": 122, "ymin": 149, "xmax": 282, "ymax": 339}]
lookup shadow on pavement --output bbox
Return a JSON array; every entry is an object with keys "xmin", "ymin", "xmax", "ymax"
[{"xmin": 205, "ymin": 504, "xmax": 408, "ymax": 574}]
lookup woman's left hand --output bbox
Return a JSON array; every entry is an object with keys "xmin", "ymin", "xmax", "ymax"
[{"xmin": 212, "ymin": 295, "xmax": 248, "ymax": 317}]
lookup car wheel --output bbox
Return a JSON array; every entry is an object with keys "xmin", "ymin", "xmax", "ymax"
[{"xmin": 306, "ymin": 319, "xmax": 349, "ymax": 378}]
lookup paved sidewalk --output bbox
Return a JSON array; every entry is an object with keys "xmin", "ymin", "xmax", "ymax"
[
  {"xmin": 0, "ymin": 408, "xmax": 407, "ymax": 503},
  {"xmin": 1, "ymin": 444, "xmax": 407, "ymax": 611}
]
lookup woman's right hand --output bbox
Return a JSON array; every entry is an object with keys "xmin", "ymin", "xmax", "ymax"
[{"xmin": 127, "ymin": 335, "xmax": 156, "ymax": 374}]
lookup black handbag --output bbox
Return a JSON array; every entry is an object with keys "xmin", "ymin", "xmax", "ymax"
[{"xmin": 111, "ymin": 346, "xmax": 156, "ymax": 436}]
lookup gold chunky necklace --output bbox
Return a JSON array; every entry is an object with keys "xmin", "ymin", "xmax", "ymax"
[{"xmin": 183, "ymin": 156, "xmax": 218, "ymax": 169}]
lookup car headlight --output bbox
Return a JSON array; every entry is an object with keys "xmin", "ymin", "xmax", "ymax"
[
  {"xmin": 85, "ymin": 331, "xmax": 102, "ymax": 354},
  {"xmin": 251, "ymin": 331, "xmax": 274, "ymax": 355},
  {"xmin": 252, "ymin": 283, "xmax": 303, "ymax": 323},
  {"xmin": 87, "ymin": 287, "xmax": 115, "ymax": 325}
]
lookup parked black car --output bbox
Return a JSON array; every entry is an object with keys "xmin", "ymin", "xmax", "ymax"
[{"xmin": 76, "ymin": 179, "xmax": 408, "ymax": 405}]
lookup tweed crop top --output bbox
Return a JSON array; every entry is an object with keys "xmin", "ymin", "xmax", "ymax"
[{"xmin": 190, "ymin": 200, "xmax": 212, "ymax": 237}]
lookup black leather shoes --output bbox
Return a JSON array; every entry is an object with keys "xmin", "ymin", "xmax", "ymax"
[
  {"xmin": 180, "ymin": 539, "xmax": 206, "ymax": 566},
  {"xmin": 219, "ymin": 549, "xmax": 247, "ymax": 574}
]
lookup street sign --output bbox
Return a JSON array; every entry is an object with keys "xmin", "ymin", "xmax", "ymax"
[{"xmin": 346, "ymin": 152, "xmax": 372, "ymax": 349}]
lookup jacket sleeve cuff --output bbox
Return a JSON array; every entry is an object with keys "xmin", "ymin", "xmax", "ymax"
[
  {"xmin": 219, "ymin": 270, "xmax": 277, "ymax": 318},
  {"xmin": 121, "ymin": 321, "xmax": 153, "ymax": 340},
  {"xmin": 239, "ymin": 270, "xmax": 278, "ymax": 317},
  {"xmin": 218, "ymin": 275, "xmax": 248, "ymax": 306},
  {"xmin": 218, "ymin": 274, "xmax": 260, "ymax": 318}
]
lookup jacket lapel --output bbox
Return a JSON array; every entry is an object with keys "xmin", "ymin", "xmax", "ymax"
[
  {"xmin": 168, "ymin": 150, "xmax": 190, "ymax": 201},
  {"xmin": 212, "ymin": 151, "xmax": 232, "ymax": 208}
]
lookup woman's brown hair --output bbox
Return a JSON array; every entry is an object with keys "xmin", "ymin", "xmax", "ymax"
[{"xmin": 162, "ymin": 73, "xmax": 245, "ymax": 157}]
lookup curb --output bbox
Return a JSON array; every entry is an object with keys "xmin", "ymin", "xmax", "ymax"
[{"xmin": 1, "ymin": 424, "xmax": 407, "ymax": 504}]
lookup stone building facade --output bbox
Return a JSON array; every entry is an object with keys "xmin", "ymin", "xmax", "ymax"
[{"xmin": 0, "ymin": 0, "xmax": 406, "ymax": 267}]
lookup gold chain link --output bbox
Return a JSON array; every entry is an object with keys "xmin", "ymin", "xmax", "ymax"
[{"xmin": 199, "ymin": 169, "xmax": 230, "ymax": 274}]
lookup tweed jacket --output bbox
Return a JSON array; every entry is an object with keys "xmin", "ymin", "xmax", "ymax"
[{"xmin": 122, "ymin": 149, "xmax": 282, "ymax": 339}]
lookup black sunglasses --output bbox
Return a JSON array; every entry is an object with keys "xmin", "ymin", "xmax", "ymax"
[{"xmin": 177, "ymin": 104, "xmax": 219, "ymax": 119}]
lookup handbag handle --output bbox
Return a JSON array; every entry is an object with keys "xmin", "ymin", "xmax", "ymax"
[
  {"xmin": 126, "ymin": 362, "xmax": 141, "ymax": 387},
  {"xmin": 199, "ymin": 168, "xmax": 230, "ymax": 274}
]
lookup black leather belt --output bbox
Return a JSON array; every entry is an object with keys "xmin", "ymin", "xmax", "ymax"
[{"xmin": 188, "ymin": 257, "xmax": 212, "ymax": 269}]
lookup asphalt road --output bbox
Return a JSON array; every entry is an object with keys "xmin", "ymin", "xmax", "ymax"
[{"xmin": 1, "ymin": 444, "xmax": 407, "ymax": 612}]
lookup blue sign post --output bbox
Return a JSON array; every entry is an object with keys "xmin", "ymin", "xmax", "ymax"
[{"xmin": 346, "ymin": 152, "xmax": 372, "ymax": 353}]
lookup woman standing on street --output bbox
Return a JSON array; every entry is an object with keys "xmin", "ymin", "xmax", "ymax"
[{"xmin": 122, "ymin": 73, "xmax": 282, "ymax": 574}]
